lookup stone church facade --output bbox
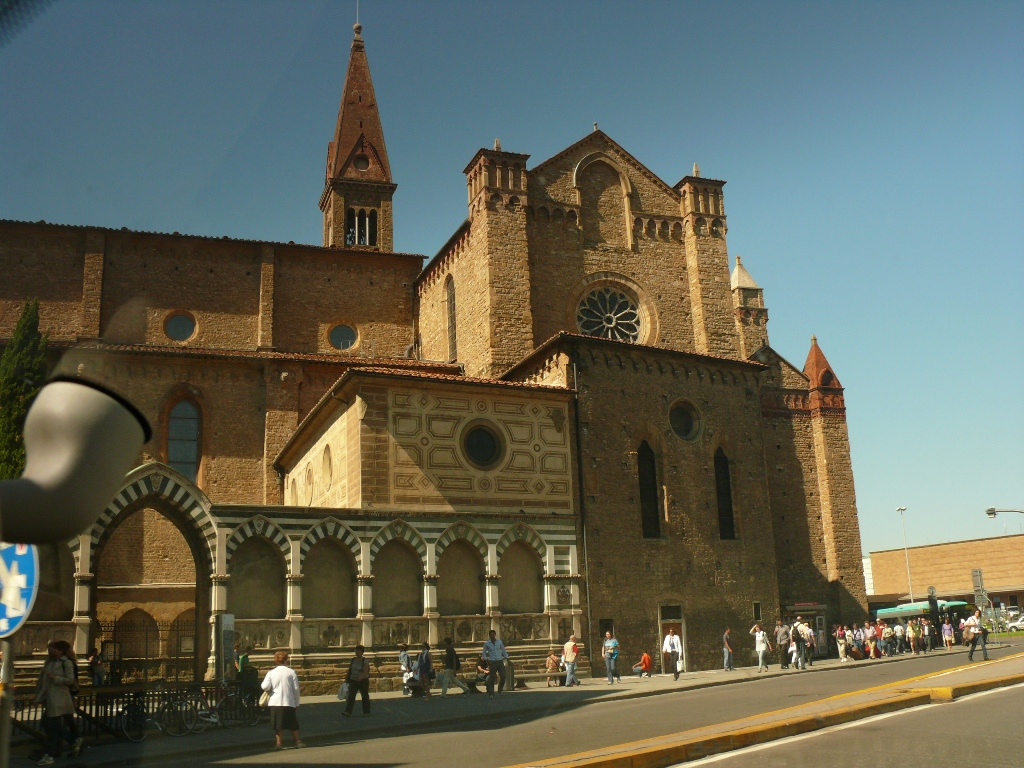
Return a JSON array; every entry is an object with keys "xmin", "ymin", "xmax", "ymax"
[{"xmin": 0, "ymin": 25, "xmax": 866, "ymax": 680}]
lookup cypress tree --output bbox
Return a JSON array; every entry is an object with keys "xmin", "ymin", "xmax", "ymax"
[{"xmin": 0, "ymin": 299, "xmax": 49, "ymax": 479}]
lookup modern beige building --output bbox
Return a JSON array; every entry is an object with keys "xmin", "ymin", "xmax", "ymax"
[{"xmin": 1, "ymin": 24, "xmax": 868, "ymax": 682}]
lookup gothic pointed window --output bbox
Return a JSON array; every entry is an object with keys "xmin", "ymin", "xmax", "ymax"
[
  {"xmin": 715, "ymin": 448, "xmax": 736, "ymax": 540},
  {"xmin": 638, "ymin": 441, "xmax": 661, "ymax": 539},
  {"xmin": 357, "ymin": 210, "xmax": 368, "ymax": 245},
  {"xmin": 345, "ymin": 208, "xmax": 356, "ymax": 246},
  {"xmin": 445, "ymin": 276, "xmax": 457, "ymax": 362},
  {"xmin": 368, "ymin": 210, "xmax": 378, "ymax": 246},
  {"xmin": 167, "ymin": 400, "xmax": 200, "ymax": 483}
]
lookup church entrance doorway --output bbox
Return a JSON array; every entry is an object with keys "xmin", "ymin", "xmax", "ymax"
[
  {"xmin": 92, "ymin": 503, "xmax": 210, "ymax": 682},
  {"xmin": 659, "ymin": 604, "xmax": 687, "ymax": 674}
]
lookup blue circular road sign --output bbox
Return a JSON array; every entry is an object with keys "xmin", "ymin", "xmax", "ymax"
[{"xmin": 0, "ymin": 542, "xmax": 39, "ymax": 638}]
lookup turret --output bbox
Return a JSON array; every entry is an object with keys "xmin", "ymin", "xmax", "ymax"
[{"xmin": 731, "ymin": 255, "xmax": 769, "ymax": 358}]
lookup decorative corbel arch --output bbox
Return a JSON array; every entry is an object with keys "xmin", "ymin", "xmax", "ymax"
[
  {"xmin": 368, "ymin": 519, "xmax": 427, "ymax": 569},
  {"xmin": 434, "ymin": 520, "xmax": 488, "ymax": 561},
  {"xmin": 496, "ymin": 522, "xmax": 546, "ymax": 562},
  {"xmin": 225, "ymin": 516, "xmax": 291, "ymax": 569},
  {"xmin": 298, "ymin": 518, "xmax": 361, "ymax": 570},
  {"xmin": 72, "ymin": 462, "xmax": 216, "ymax": 572}
]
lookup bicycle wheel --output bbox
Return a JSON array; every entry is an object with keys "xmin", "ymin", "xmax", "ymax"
[
  {"xmin": 159, "ymin": 699, "xmax": 197, "ymax": 736},
  {"xmin": 242, "ymin": 692, "xmax": 261, "ymax": 726},
  {"xmin": 120, "ymin": 700, "xmax": 149, "ymax": 743},
  {"xmin": 187, "ymin": 694, "xmax": 213, "ymax": 733}
]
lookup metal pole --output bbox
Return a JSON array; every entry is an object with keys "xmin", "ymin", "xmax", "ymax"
[
  {"xmin": 0, "ymin": 638, "xmax": 13, "ymax": 768},
  {"xmin": 898, "ymin": 507, "xmax": 914, "ymax": 602}
]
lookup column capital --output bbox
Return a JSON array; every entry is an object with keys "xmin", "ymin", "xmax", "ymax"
[
  {"xmin": 357, "ymin": 574, "xmax": 374, "ymax": 584},
  {"xmin": 286, "ymin": 574, "xmax": 304, "ymax": 584},
  {"xmin": 423, "ymin": 574, "xmax": 439, "ymax": 584},
  {"xmin": 211, "ymin": 574, "xmax": 231, "ymax": 584},
  {"xmin": 74, "ymin": 573, "xmax": 95, "ymax": 585}
]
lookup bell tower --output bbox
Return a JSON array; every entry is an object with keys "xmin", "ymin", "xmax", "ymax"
[{"xmin": 320, "ymin": 24, "xmax": 396, "ymax": 251}]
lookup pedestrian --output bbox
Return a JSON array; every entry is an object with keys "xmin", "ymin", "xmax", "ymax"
[
  {"xmin": 662, "ymin": 628, "xmax": 682, "ymax": 680},
  {"xmin": 398, "ymin": 643, "xmax": 415, "ymax": 695},
  {"xmin": 881, "ymin": 622, "xmax": 894, "ymax": 656},
  {"xmin": 750, "ymin": 623, "xmax": 771, "ymax": 672},
  {"xmin": 833, "ymin": 624, "xmax": 848, "ymax": 662},
  {"xmin": 34, "ymin": 640, "xmax": 82, "ymax": 765},
  {"xmin": 482, "ymin": 629, "xmax": 508, "ymax": 697},
  {"xmin": 942, "ymin": 618, "xmax": 954, "ymax": 650},
  {"xmin": 260, "ymin": 650, "xmax": 303, "ymax": 751},
  {"xmin": 472, "ymin": 656, "xmax": 490, "ymax": 693},
  {"xmin": 851, "ymin": 622, "xmax": 865, "ymax": 656},
  {"xmin": 417, "ymin": 642, "xmax": 435, "ymax": 701},
  {"xmin": 965, "ymin": 609, "xmax": 989, "ymax": 662},
  {"xmin": 722, "ymin": 627, "xmax": 734, "ymax": 671},
  {"xmin": 893, "ymin": 620, "xmax": 906, "ymax": 653},
  {"xmin": 342, "ymin": 644, "xmax": 371, "ymax": 717},
  {"xmin": 905, "ymin": 619, "xmax": 917, "ymax": 654},
  {"xmin": 803, "ymin": 623, "xmax": 816, "ymax": 666},
  {"xmin": 562, "ymin": 634, "xmax": 580, "ymax": 687},
  {"xmin": 791, "ymin": 618, "xmax": 806, "ymax": 669},
  {"xmin": 774, "ymin": 620, "xmax": 791, "ymax": 669},
  {"xmin": 602, "ymin": 630, "xmax": 620, "ymax": 684},
  {"xmin": 87, "ymin": 647, "xmax": 106, "ymax": 687},
  {"xmin": 545, "ymin": 650, "xmax": 561, "ymax": 687},
  {"xmin": 631, "ymin": 651, "xmax": 652, "ymax": 678},
  {"xmin": 440, "ymin": 637, "xmax": 469, "ymax": 696}
]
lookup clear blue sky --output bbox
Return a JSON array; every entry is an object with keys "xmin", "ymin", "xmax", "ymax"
[{"xmin": 2, "ymin": 1, "xmax": 1022, "ymax": 554}]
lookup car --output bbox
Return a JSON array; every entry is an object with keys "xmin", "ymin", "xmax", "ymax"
[{"xmin": 1007, "ymin": 617, "xmax": 1024, "ymax": 632}]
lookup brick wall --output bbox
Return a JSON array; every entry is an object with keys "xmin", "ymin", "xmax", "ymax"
[{"xmin": 870, "ymin": 534, "xmax": 1024, "ymax": 596}]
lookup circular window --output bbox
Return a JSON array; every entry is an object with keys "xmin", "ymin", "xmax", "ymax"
[
  {"xmin": 165, "ymin": 312, "xmax": 196, "ymax": 342},
  {"xmin": 462, "ymin": 422, "xmax": 503, "ymax": 469},
  {"xmin": 576, "ymin": 287, "xmax": 641, "ymax": 342},
  {"xmin": 329, "ymin": 324, "xmax": 358, "ymax": 350},
  {"xmin": 322, "ymin": 445, "xmax": 332, "ymax": 491},
  {"xmin": 669, "ymin": 401, "xmax": 700, "ymax": 440},
  {"xmin": 353, "ymin": 154, "xmax": 370, "ymax": 171}
]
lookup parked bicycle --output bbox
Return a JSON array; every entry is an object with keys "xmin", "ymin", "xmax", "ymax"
[
  {"xmin": 118, "ymin": 688, "xmax": 196, "ymax": 742},
  {"xmin": 186, "ymin": 681, "xmax": 260, "ymax": 731}
]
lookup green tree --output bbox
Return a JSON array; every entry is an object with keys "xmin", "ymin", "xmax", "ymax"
[{"xmin": 0, "ymin": 299, "xmax": 48, "ymax": 479}]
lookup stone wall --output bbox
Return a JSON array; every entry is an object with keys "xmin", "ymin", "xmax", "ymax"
[{"xmin": 870, "ymin": 534, "xmax": 1024, "ymax": 596}]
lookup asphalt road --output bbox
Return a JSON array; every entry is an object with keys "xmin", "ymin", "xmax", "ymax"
[
  {"xmin": 678, "ymin": 683, "xmax": 1024, "ymax": 768},
  {"xmin": 158, "ymin": 646, "xmax": 1019, "ymax": 768}
]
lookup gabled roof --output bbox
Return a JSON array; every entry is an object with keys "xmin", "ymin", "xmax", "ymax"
[
  {"xmin": 749, "ymin": 345, "xmax": 810, "ymax": 389},
  {"xmin": 326, "ymin": 24, "xmax": 392, "ymax": 183},
  {"xmin": 531, "ymin": 130, "xmax": 681, "ymax": 199},
  {"xmin": 803, "ymin": 335, "xmax": 843, "ymax": 389},
  {"xmin": 730, "ymin": 255, "xmax": 760, "ymax": 290}
]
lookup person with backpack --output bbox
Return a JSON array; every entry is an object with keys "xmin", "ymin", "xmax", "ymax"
[
  {"xmin": 34, "ymin": 640, "xmax": 83, "ymax": 764},
  {"xmin": 341, "ymin": 644, "xmax": 371, "ymax": 717},
  {"xmin": 439, "ymin": 637, "xmax": 469, "ymax": 696}
]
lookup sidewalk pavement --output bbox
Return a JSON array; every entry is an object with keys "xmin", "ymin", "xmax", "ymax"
[{"xmin": 11, "ymin": 642, "xmax": 1016, "ymax": 767}]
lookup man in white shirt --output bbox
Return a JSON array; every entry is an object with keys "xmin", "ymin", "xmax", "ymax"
[
  {"xmin": 563, "ymin": 634, "xmax": 580, "ymax": 687},
  {"xmin": 662, "ymin": 629, "xmax": 682, "ymax": 680},
  {"xmin": 482, "ymin": 630, "xmax": 509, "ymax": 697},
  {"xmin": 964, "ymin": 609, "xmax": 989, "ymax": 661}
]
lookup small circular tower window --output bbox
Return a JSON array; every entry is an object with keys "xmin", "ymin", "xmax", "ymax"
[
  {"xmin": 329, "ymin": 324, "xmax": 358, "ymax": 350},
  {"xmin": 462, "ymin": 422, "xmax": 503, "ymax": 470},
  {"xmin": 164, "ymin": 312, "xmax": 196, "ymax": 342},
  {"xmin": 353, "ymin": 154, "xmax": 370, "ymax": 171},
  {"xmin": 669, "ymin": 401, "xmax": 701, "ymax": 441}
]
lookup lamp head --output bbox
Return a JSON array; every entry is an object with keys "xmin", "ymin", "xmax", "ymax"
[
  {"xmin": 986, "ymin": 508, "xmax": 997, "ymax": 519},
  {"xmin": 896, "ymin": 506, "xmax": 907, "ymax": 513}
]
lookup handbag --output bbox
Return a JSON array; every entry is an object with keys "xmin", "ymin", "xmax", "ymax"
[
  {"xmin": 258, "ymin": 690, "xmax": 271, "ymax": 707},
  {"xmin": 338, "ymin": 681, "xmax": 350, "ymax": 701},
  {"xmin": 675, "ymin": 658, "xmax": 683, "ymax": 673}
]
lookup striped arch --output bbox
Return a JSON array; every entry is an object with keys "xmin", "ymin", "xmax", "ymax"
[
  {"xmin": 496, "ymin": 523, "xmax": 546, "ymax": 562},
  {"xmin": 72, "ymin": 462, "xmax": 216, "ymax": 571},
  {"xmin": 435, "ymin": 521, "xmax": 488, "ymax": 561},
  {"xmin": 369, "ymin": 520, "xmax": 427, "ymax": 568},
  {"xmin": 225, "ymin": 516, "xmax": 290, "ymax": 568},
  {"xmin": 298, "ymin": 519, "xmax": 361, "ymax": 569}
]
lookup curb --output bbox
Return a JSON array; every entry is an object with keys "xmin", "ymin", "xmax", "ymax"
[
  {"xmin": 912, "ymin": 672, "xmax": 1024, "ymax": 702},
  {"xmin": 504, "ymin": 693, "xmax": 932, "ymax": 768}
]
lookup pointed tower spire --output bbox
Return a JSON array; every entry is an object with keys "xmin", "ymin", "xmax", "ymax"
[
  {"xmin": 320, "ymin": 24, "xmax": 396, "ymax": 250},
  {"xmin": 730, "ymin": 255, "xmax": 768, "ymax": 357},
  {"xmin": 802, "ymin": 335, "xmax": 843, "ymax": 391}
]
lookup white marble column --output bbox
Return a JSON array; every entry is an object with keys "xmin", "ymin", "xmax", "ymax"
[
  {"xmin": 71, "ymin": 534, "xmax": 93, "ymax": 656},
  {"xmin": 287, "ymin": 539, "xmax": 303, "ymax": 655},
  {"xmin": 485, "ymin": 543, "xmax": 501, "ymax": 632}
]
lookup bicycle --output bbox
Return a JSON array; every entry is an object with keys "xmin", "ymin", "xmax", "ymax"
[
  {"xmin": 186, "ymin": 681, "xmax": 260, "ymax": 731},
  {"xmin": 117, "ymin": 688, "xmax": 197, "ymax": 742}
]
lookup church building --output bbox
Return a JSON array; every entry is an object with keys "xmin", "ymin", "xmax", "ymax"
[{"xmin": 0, "ymin": 25, "xmax": 867, "ymax": 683}]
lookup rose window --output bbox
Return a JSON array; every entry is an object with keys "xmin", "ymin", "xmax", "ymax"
[{"xmin": 576, "ymin": 287, "xmax": 641, "ymax": 342}]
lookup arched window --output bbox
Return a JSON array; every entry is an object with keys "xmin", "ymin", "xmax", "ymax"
[
  {"xmin": 715, "ymin": 448, "xmax": 737, "ymax": 540},
  {"xmin": 498, "ymin": 541, "xmax": 543, "ymax": 614},
  {"xmin": 303, "ymin": 538, "xmax": 357, "ymax": 618},
  {"xmin": 167, "ymin": 401, "xmax": 200, "ymax": 482},
  {"xmin": 345, "ymin": 208, "xmax": 356, "ymax": 246},
  {"xmin": 228, "ymin": 537, "xmax": 286, "ymax": 619},
  {"xmin": 368, "ymin": 210, "xmax": 378, "ymax": 246},
  {"xmin": 638, "ymin": 441, "xmax": 661, "ymax": 539},
  {"xmin": 445, "ymin": 276, "xmax": 457, "ymax": 362},
  {"xmin": 357, "ymin": 210, "xmax": 368, "ymax": 245},
  {"xmin": 373, "ymin": 539, "xmax": 423, "ymax": 617},
  {"xmin": 437, "ymin": 540, "xmax": 485, "ymax": 615}
]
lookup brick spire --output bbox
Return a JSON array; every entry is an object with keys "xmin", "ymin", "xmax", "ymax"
[
  {"xmin": 802, "ymin": 334, "xmax": 843, "ymax": 390},
  {"xmin": 326, "ymin": 23, "xmax": 392, "ymax": 184}
]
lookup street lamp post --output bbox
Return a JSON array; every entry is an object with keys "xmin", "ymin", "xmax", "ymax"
[
  {"xmin": 985, "ymin": 508, "xmax": 1024, "ymax": 518},
  {"xmin": 897, "ymin": 506, "xmax": 914, "ymax": 603}
]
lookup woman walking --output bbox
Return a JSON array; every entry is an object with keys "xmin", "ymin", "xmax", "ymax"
[
  {"xmin": 942, "ymin": 618, "xmax": 954, "ymax": 650},
  {"xmin": 34, "ymin": 641, "xmax": 82, "ymax": 765},
  {"xmin": 833, "ymin": 625, "xmax": 848, "ymax": 662},
  {"xmin": 749, "ymin": 624, "xmax": 772, "ymax": 672},
  {"xmin": 261, "ymin": 651, "xmax": 304, "ymax": 751},
  {"xmin": 342, "ymin": 645, "xmax": 371, "ymax": 717}
]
